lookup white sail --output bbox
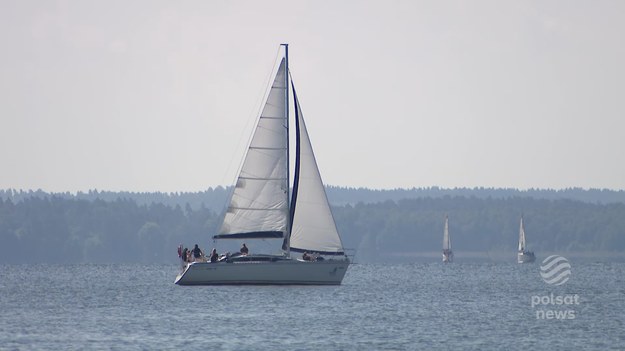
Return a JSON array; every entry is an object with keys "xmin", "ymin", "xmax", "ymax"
[
  {"xmin": 289, "ymin": 90, "xmax": 345, "ymax": 255},
  {"xmin": 442, "ymin": 215, "xmax": 453, "ymax": 263},
  {"xmin": 443, "ymin": 216, "xmax": 451, "ymax": 251},
  {"xmin": 217, "ymin": 59, "xmax": 289, "ymax": 238},
  {"xmin": 518, "ymin": 217, "xmax": 526, "ymax": 251},
  {"xmin": 517, "ymin": 215, "xmax": 535, "ymax": 263}
]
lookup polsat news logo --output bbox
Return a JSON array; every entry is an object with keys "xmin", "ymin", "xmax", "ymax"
[
  {"xmin": 540, "ymin": 255, "xmax": 571, "ymax": 285},
  {"xmin": 532, "ymin": 255, "xmax": 579, "ymax": 320}
]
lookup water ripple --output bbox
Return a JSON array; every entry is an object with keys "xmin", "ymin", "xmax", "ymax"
[{"xmin": 0, "ymin": 262, "xmax": 623, "ymax": 350}]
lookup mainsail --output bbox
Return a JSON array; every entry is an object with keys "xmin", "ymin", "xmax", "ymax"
[{"xmin": 215, "ymin": 59, "xmax": 289, "ymax": 239}]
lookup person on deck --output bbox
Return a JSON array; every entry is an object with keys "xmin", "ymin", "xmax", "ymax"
[
  {"xmin": 192, "ymin": 244, "xmax": 203, "ymax": 262},
  {"xmin": 210, "ymin": 248, "xmax": 218, "ymax": 263},
  {"xmin": 181, "ymin": 247, "xmax": 189, "ymax": 263},
  {"xmin": 240, "ymin": 243, "xmax": 249, "ymax": 255}
]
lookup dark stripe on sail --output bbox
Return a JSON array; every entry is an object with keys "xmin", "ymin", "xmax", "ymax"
[
  {"xmin": 283, "ymin": 82, "xmax": 302, "ymax": 251},
  {"xmin": 290, "ymin": 246, "xmax": 345, "ymax": 256},
  {"xmin": 213, "ymin": 231, "xmax": 284, "ymax": 239}
]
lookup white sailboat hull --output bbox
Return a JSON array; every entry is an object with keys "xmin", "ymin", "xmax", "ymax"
[
  {"xmin": 175, "ymin": 258, "xmax": 350, "ymax": 285},
  {"xmin": 517, "ymin": 251, "xmax": 536, "ymax": 264},
  {"xmin": 442, "ymin": 251, "xmax": 453, "ymax": 263}
]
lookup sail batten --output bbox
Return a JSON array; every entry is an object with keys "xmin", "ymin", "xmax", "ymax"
[
  {"xmin": 213, "ymin": 231, "xmax": 284, "ymax": 239},
  {"xmin": 238, "ymin": 176, "xmax": 285, "ymax": 180},
  {"xmin": 228, "ymin": 207, "xmax": 285, "ymax": 211},
  {"xmin": 248, "ymin": 147, "xmax": 287, "ymax": 151}
]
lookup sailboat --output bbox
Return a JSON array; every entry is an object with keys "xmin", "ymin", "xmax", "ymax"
[
  {"xmin": 517, "ymin": 216, "xmax": 535, "ymax": 263},
  {"xmin": 442, "ymin": 215, "xmax": 453, "ymax": 263},
  {"xmin": 175, "ymin": 45, "xmax": 350, "ymax": 285}
]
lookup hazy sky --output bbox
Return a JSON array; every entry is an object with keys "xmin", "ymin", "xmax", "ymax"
[{"xmin": 1, "ymin": 0, "xmax": 624, "ymax": 192}]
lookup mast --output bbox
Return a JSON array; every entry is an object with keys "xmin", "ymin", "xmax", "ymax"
[{"xmin": 282, "ymin": 43, "xmax": 291, "ymax": 258}]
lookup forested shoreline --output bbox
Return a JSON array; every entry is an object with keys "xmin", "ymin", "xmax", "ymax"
[{"xmin": 1, "ymin": 187, "xmax": 624, "ymax": 263}]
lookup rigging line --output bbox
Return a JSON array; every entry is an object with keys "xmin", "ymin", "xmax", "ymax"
[{"xmin": 238, "ymin": 176, "xmax": 286, "ymax": 180}]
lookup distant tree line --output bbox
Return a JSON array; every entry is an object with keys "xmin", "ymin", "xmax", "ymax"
[
  {"xmin": 3, "ymin": 186, "xmax": 625, "ymax": 213},
  {"xmin": 0, "ymin": 196, "xmax": 218, "ymax": 263},
  {"xmin": 333, "ymin": 196, "xmax": 625, "ymax": 262},
  {"xmin": 1, "ymin": 188, "xmax": 624, "ymax": 263},
  {"xmin": 0, "ymin": 188, "xmax": 229, "ymax": 212},
  {"xmin": 325, "ymin": 186, "xmax": 625, "ymax": 206}
]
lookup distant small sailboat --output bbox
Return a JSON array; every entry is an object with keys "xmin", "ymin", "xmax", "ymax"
[
  {"xmin": 442, "ymin": 215, "xmax": 453, "ymax": 263},
  {"xmin": 517, "ymin": 216, "xmax": 535, "ymax": 263}
]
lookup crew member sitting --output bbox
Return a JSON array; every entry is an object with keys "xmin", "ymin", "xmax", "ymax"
[{"xmin": 240, "ymin": 243, "xmax": 249, "ymax": 255}]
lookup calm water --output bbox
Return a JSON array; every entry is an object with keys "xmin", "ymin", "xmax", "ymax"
[{"xmin": 0, "ymin": 261, "xmax": 624, "ymax": 350}]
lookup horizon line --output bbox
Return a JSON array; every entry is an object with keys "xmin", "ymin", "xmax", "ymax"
[{"xmin": 1, "ymin": 185, "xmax": 624, "ymax": 195}]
